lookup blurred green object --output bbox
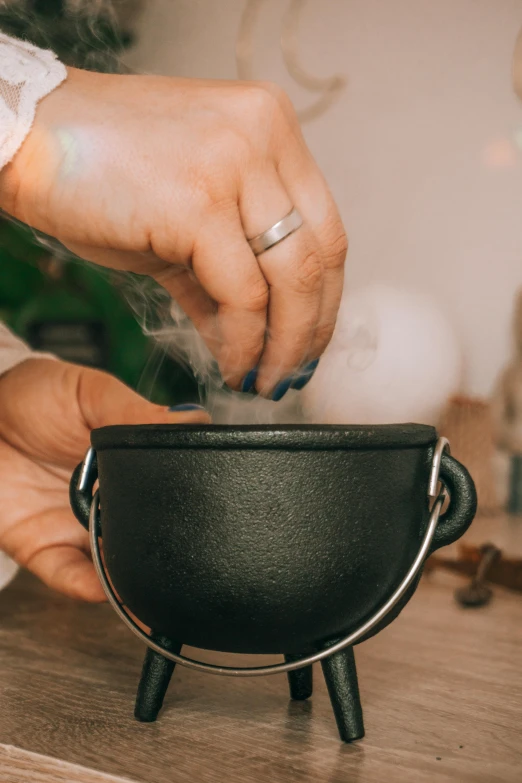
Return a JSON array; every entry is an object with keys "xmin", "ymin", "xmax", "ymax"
[{"xmin": 0, "ymin": 218, "xmax": 198, "ymax": 406}]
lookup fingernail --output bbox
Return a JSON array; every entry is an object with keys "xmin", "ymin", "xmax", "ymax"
[
  {"xmin": 168, "ymin": 404, "xmax": 206, "ymax": 412},
  {"xmin": 271, "ymin": 376, "xmax": 294, "ymax": 402},
  {"xmin": 241, "ymin": 368, "xmax": 258, "ymax": 394},
  {"xmin": 291, "ymin": 359, "xmax": 320, "ymax": 391}
]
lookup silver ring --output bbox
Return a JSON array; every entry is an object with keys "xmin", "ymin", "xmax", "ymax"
[{"xmin": 248, "ymin": 207, "xmax": 303, "ymax": 256}]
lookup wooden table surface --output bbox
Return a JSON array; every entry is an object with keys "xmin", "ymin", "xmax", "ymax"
[{"xmin": 0, "ymin": 533, "xmax": 521, "ymax": 783}]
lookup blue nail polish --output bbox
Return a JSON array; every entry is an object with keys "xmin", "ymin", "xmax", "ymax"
[
  {"xmin": 271, "ymin": 377, "xmax": 294, "ymax": 402},
  {"xmin": 168, "ymin": 404, "xmax": 206, "ymax": 412},
  {"xmin": 241, "ymin": 368, "xmax": 258, "ymax": 394},
  {"xmin": 291, "ymin": 359, "xmax": 320, "ymax": 391}
]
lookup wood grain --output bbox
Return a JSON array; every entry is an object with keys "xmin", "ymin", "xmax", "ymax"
[
  {"xmin": 0, "ymin": 550, "xmax": 520, "ymax": 783},
  {"xmin": 0, "ymin": 745, "xmax": 136, "ymax": 783}
]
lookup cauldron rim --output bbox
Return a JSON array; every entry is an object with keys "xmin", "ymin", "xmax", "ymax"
[{"xmin": 91, "ymin": 422, "xmax": 436, "ymax": 451}]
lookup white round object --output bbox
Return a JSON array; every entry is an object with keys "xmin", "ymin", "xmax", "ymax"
[
  {"xmin": 302, "ymin": 283, "xmax": 462, "ymax": 426},
  {"xmin": 0, "ymin": 552, "xmax": 19, "ymax": 592}
]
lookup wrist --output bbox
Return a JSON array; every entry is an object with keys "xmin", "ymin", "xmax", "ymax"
[{"xmin": 0, "ymin": 66, "xmax": 103, "ymax": 228}]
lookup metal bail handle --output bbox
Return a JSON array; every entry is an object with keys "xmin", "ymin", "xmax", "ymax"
[{"xmin": 89, "ymin": 438, "xmax": 450, "ymax": 677}]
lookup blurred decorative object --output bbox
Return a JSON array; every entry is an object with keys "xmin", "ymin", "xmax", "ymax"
[
  {"xmin": 491, "ymin": 288, "xmax": 522, "ymax": 515},
  {"xmin": 454, "ymin": 543, "xmax": 500, "ymax": 608},
  {"xmin": 0, "ymin": 552, "xmax": 18, "ymax": 592},
  {"xmin": 426, "ymin": 543, "xmax": 522, "ymax": 596},
  {"xmin": 301, "ymin": 283, "xmax": 462, "ymax": 426},
  {"xmin": 15, "ymin": 255, "xmax": 110, "ymax": 369},
  {"xmin": 513, "ymin": 22, "xmax": 522, "ymax": 101},
  {"xmin": 236, "ymin": 0, "xmax": 347, "ymax": 123},
  {"xmin": 438, "ymin": 396, "xmax": 500, "ymax": 516}
]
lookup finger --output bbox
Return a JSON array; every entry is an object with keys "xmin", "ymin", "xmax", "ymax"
[
  {"xmin": 64, "ymin": 242, "xmax": 218, "ymax": 339},
  {"xmin": 275, "ymin": 140, "xmax": 347, "ymax": 363},
  {"xmin": 65, "ymin": 242, "xmax": 223, "ymax": 361},
  {"xmin": 190, "ymin": 202, "xmax": 268, "ymax": 389},
  {"xmin": 1, "ymin": 506, "xmax": 105, "ymax": 602},
  {"xmin": 152, "ymin": 265, "xmax": 222, "ymax": 359},
  {"xmin": 64, "ymin": 241, "xmax": 168, "ymax": 278},
  {"xmin": 239, "ymin": 166, "xmax": 324, "ymax": 397},
  {"xmin": 75, "ymin": 364, "xmax": 211, "ymax": 433},
  {"xmin": 26, "ymin": 545, "xmax": 106, "ymax": 602},
  {"xmin": 0, "ymin": 359, "xmax": 210, "ymax": 470}
]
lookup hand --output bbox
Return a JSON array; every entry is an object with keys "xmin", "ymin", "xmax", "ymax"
[
  {"xmin": 0, "ymin": 358, "xmax": 210, "ymax": 601},
  {"xmin": 0, "ymin": 69, "xmax": 347, "ymax": 398}
]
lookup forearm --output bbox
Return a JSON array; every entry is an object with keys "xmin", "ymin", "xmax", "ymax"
[{"xmin": 0, "ymin": 0, "xmax": 125, "ymax": 203}]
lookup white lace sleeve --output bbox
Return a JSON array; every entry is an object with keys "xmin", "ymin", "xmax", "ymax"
[{"xmin": 0, "ymin": 32, "xmax": 67, "ymax": 170}]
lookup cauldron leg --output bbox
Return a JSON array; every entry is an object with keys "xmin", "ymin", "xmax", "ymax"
[
  {"xmin": 284, "ymin": 654, "xmax": 313, "ymax": 700},
  {"xmin": 134, "ymin": 634, "xmax": 182, "ymax": 723},
  {"xmin": 320, "ymin": 645, "xmax": 365, "ymax": 742}
]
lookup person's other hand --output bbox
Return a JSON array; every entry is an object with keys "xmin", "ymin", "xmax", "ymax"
[
  {"xmin": 0, "ymin": 70, "xmax": 347, "ymax": 399},
  {"xmin": 0, "ymin": 358, "xmax": 209, "ymax": 601}
]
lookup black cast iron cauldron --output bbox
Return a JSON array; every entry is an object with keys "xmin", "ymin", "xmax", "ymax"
[{"xmin": 70, "ymin": 423, "xmax": 476, "ymax": 742}]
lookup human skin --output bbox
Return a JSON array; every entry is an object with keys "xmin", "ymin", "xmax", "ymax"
[
  {"xmin": 0, "ymin": 68, "xmax": 348, "ymax": 397},
  {"xmin": 0, "ymin": 358, "xmax": 210, "ymax": 602}
]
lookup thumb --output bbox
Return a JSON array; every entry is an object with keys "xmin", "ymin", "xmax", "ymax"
[
  {"xmin": 0, "ymin": 358, "xmax": 209, "ymax": 468},
  {"xmin": 75, "ymin": 364, "xmax": 210, "ymax": 430}
]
